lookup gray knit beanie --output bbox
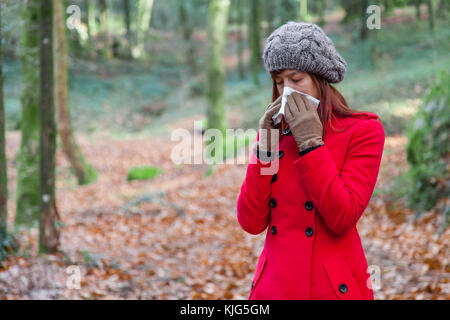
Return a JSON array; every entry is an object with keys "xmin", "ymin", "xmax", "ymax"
[{"xmin": 262, "ymin": 21, "xmax": 347, "ymax": 83}]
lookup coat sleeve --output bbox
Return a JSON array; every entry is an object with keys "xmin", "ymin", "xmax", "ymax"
[
  {"xmin": 292, "ymin": 119, "xmax": 385, "ymax": 235},
  {"xmin": 236, "ymin": 131, "xmax": 275, "ymax": 235}
]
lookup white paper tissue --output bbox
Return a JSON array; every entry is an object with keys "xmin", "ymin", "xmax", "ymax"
[{"xmin": 272, "ymin": 86, "xmax": 320, "ymax": 126}]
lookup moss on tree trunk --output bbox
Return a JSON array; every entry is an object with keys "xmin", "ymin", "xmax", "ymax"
[
  {"xmin": 0, "ymin": 3, "xmax": 7, "ymax": 238},
  {"xmin": 248, "ymin": 0, "xmax": 260, "ymax": 86},
  {"xmin": 206, "ymin": 0, "xmax": 230, "ymax": 144},
  {"xmin": 39, "ymin": 0, "xmax": 60, "ymax": 253},
  {"xmin": 178, "ymin": 1, "xmax": 197, "ymax": 73},
  {"xmin": 54, "ymin": 0, "xmax": 97, "ymax": 186},
  {"xmin": 237, "ymin": 0, "xmax": 245, "ymax": 79},
  {"xmin": 133, "ymin": 0, "xmax": 155, "ymax": 60},
  {"xmin": 16, "ymin": 0, "xmax": 41, "ymax": 228}
]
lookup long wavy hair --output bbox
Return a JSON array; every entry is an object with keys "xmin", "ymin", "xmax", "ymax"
[{"xmin": 270, "ymin": 70, "xmax": 380, "ymax": 138}]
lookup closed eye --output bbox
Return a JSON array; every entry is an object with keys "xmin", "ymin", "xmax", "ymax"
[{"xmin": 276, "ymin": 77, "xmax": 301, "ymax": 85}]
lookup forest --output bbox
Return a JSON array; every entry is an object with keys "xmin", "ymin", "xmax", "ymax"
[{"xmin": 0, "ymin": 0, "xmax": 448, "ymax": 300}]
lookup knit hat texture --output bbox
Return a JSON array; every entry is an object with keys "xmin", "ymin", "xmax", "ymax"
[{"xmin": 262, "ymin": 21, "xmax": 347, "ymax": 83}]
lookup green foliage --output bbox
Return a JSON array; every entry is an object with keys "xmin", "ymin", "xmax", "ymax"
[
  {"xmin": 203, "ymin": 129, "xmax": 256, "ymax": 177},
  {"xmin": 81, "ymin": 250, "xmax": 100, "ymax": 268},
  {"xmin": 223, "ymin": 130, "xmax": 255, "ymax": 160},
  {"xmin": 126, "ymin": 165, "xmax": 163, "ymax": 181},
  {"xmin": 2, "ymin": 0, "xmax": 449, "ymax": 140},
  {"xmin": 16, "ymin": 0, "xmax": 41, "ymax": 228},
  {"xmin": 404, "ymin": 70, "xmax": 449, "ymax": 221},
  {"xmin": 340, "ymin": 0, "xmax": 361, "ymax": 23},
  {"xmin": 78, "ymin": 161, "xmax": 98, "ymax": 186},
  {"xmin": 204, "ymin": 129, "xmax": 256, "ymax": 165},
  {"xmin": 0, "ymin": 233, "xmax": 19, "ymax": 265},
  {"xmin": 1, "ymin": 0, "xmax": 25, "ymax": 58},
  {"xmin": 204, "ymin": 163, "xmax": 215, "ymax": 178}
]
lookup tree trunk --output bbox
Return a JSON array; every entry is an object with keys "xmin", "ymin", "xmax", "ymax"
[
  {"xmin": 299, "ymin": 0, "xmax": 309, "ymax": 22},
  {"xmin": 178, "ymin": 1, "xmax": 197, "ymax": 73},
  {"xmin": 370, "ymin": 28, "xmax": 379, "ymax": 71},
  {"xmin": 83, "ymin": 0, "xmax": 97, "ymax": 58},
  {"xmin": 237, "ymin": 0, "xmax": 245, "ymax": 79},
  {"xmin": 280, "ymin": 0, "xmax": 297, "ymax": 22},
  {"xmin": 360, "ymin": 0, "xmax": 369, "ymax": 40},
  {"xmin": 317, "ymin": 0, "xmax": 326, "ymax": 27},
  {"xmin": 341, "ymin": 0, "xmax": 361, "ymax": 23},
  {"xmin": 0, "ymin": 4, "xmax": 7, "ymax": 238},
  {"xmin": 383, "ymin": 0, "xmax": 392, "ymax": 15},
  {"xmin": 39, "ymin": 0, "xmax": 60, "ymax": 254},
  {"xmin": 54, "ymin": 0, "xmax": 97, "ymax": 186},
  {"xmin": 133, "ymin": 0, "xmax": 154, "ymax": 60},
  {"xmin": 122, "ymin": 0, "xmax": 133, "ymax": 59},
  {"xmin": 86, "ymin": 0, "xmax": 97, "ymax": 37},
  {"xmin": 249, "ymin": 0, "xmax": 261, "ymax": 86},
  {"xmin": 436, "ymin": 0, "xmax": 448, "ymax": 19},
  {"xmin": 206, "ymin": 0, "xmax": 230, "ymax": 142},
  {"xmin": 123, "ymin": 0, "xmax": 131, "ymax": 36},
  {"xmin": 98, "ymin": 0, "xmax": 111, "ymax": 59},
  {"xmin": 16, "ymin": 0, "xmax": 41, "ymax": 228},
  {"xmin": 265, "ymin": 0, "xmax": 275, "ymax": 36},
  {"xmin": 426, "ymin": 0, "xmax": 434, "ymax": 31},
  {"xmin": 415, "ymin": 0, "xmax": 422, "ymax": 21}
]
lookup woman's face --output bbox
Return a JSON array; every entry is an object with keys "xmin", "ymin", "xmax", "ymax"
[{"xmin": 273, "ymin": 69, "xmax": 319, "ymax": 100}]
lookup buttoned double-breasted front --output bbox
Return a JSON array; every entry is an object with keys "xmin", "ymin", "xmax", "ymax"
[{"xmin": 236, "ymin": 111, "xmax": 385, "ymax": 300}]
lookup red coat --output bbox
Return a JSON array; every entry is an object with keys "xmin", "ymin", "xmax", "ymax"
[{"xmin": 236, "ymin": 111, "xmax": 385, "ymax": 300}]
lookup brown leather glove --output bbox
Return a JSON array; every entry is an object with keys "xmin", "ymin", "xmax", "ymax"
[
  {"xmin": 285, "ymin": 92, "xmax": 324, "ymax": 152},
  {"xmin": 258, "ymin": 95, "xmax": 282, "ymax": 154}
]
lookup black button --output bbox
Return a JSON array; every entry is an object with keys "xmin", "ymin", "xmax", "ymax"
[
  {"xmin": 305, "ymin": 227, "xmax": 314, "ymax": 237},
  {"xmin": 271, "ymin": 225, "xmax": 277, "ymax": 235},
  {"xmin": 283, "ymin": 127, "xmax": 291, "ymax": 135},
  {"xmin": 251, "ymin": 280, "xmax": 254, "ymax": 290},
  {"xmin": 269, "ymin": 198, "xmax": 277, "ymax": 208},
  {"xmin": 305, "ymin": 201, "xmax": 314, "ymax": 211},
  {"xmin": 278, "ymin": 150, "xmax": 284, "ymax": 159},
  {"xmin": 339, "ymin": 283, "xmax": 348, "ymax": 294},
  {"xmin": 271, "ymin": 174, "xmax": 278, "ymax": 183}
]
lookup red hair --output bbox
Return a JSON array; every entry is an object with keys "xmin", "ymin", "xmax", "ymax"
[{"xmin": 270, "ymin": 71, "xmax": 379, "ymax": 138}]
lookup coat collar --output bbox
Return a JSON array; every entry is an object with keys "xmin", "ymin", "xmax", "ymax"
[{"xmin": 326, "ymin": 110, "xmax": 380, "ymax": 132}]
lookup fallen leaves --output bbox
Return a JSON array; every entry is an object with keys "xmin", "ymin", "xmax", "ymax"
[{"xmin": 0, "ymin": 131, "xmax": 448, "ymax": 299}]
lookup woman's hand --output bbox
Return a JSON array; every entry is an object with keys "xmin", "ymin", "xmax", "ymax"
[
  {"xmin": 258, "ymin": 95, "xmax": 282, "ymax": 153},
  {"xmin": 285, "ymin": 92, "xmax": 324, "ymax": 152}
]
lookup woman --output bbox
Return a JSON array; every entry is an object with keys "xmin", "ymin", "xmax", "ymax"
[{"xmin": 236, "ymin": 22, "xmax": 385, "ymax": 300}]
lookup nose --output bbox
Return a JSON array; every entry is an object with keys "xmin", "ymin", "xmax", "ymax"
[{"xmin": 284, "ymin": 78, "xmax": 294, "ymax": 87}]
